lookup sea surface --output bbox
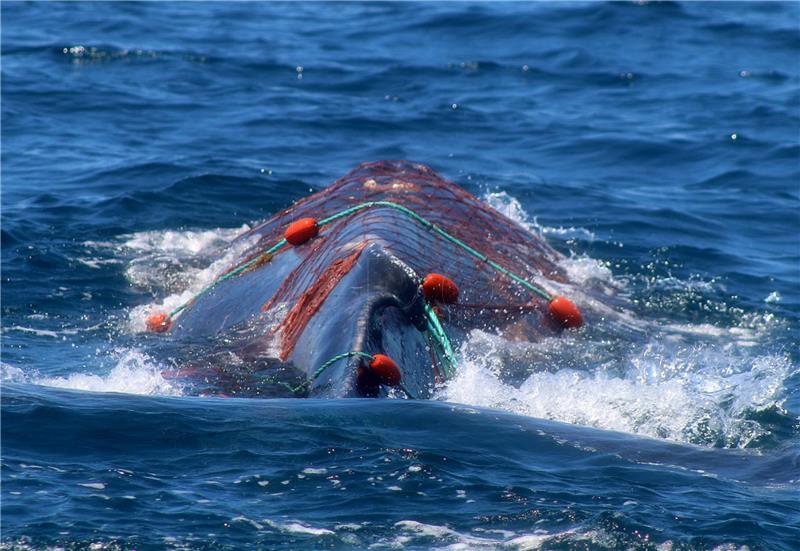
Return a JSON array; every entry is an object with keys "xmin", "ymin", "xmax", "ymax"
[{"xmin": 2, "ymin": 2, "xmax": 799, "ymax": 549}]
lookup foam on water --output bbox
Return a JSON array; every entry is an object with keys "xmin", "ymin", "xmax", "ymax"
[
  {"xmin": 484, "ymin": 191, "xmax": 598, "ymax": 243},
  {"xmin": 484, "ymin": 188, "xmax": 785, "ymax": 342},
  {"xmin": 383, "ymin": 520, "xmax": 593, "ymax": 550},
  {"xmin": 262, "ymin": 519, "xmax": 335, "ymax": 537},
  {"xmin": 221, "ymin": 517, "xmax": 596, "ymax": 549},
  {"xmin": 121, "ymin": 225, "xmax": 250, "ymax": 255},
  {"xmin": 441, "ymin": 330, "xmax": 792, "ymax": 447},
  {"xmin": 67, "ymin": 191, "xmax": 794, "ymax": 447},
  {"xmin": 462, "ymin": 191, "xmax": 797, "ymax": 448},
  {"xmin": 88, "ymin": 225, "xmax": 257, "ymax": 333},
  {"xmin": 10, "ymin": 349, "xmax": 183, "ymax": 396},
  {"xmin": 1, "ymin": 363, "xmax": 28, "ymax": 383}
]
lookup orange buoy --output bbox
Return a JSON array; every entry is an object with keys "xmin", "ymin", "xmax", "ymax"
[
  {"xmin": 548, "ymin": 296, "xmax": 583, "ymax": 329},
  {"xmin": 146, "ymin": 312, "xmax": 172, "ymax": 333},
  {"xmin": 422, "ymin": 273, "xmax": 459, "ymax": 304},
  {"xmin": 284, "ymin": 217, "xmax": 319, "ymax": 246},
  {"xmin": 369, "ymin": 354, "xmax": 401, "ymax": 386}
]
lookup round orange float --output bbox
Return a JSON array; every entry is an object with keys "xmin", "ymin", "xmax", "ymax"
[
  {"xmin": 146, "ymin": 312, "xmax": 172, "ymax": 333},
  {"xmin": 421, "ymin": 273, "xmax": 459, "ymax": 304},
  {"xmin": 369, "ymin": 354, "xmax": 401, "ymax": 386},
  {"xmin": 284, "ymin": 218, "xmax": 319, "ymax": 246},
  {"xmin": 547, "ymin": 296, "xmax": 583, "ymax": 329}
]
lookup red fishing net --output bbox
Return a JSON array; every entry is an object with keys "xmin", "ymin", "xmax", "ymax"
[{"xmin": 228, "ymin": 160, "xmax": 569, "ymax": 358}]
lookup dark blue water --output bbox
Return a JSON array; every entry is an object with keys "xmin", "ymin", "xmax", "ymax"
[{"xmin": 3, "ymin": 2, "xmax": 799, "ymax": 549}]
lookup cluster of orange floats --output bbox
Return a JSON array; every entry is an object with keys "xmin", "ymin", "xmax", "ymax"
[{"xmin": 146, "ymin": 216, "xmax": 583, "ymax": 390}]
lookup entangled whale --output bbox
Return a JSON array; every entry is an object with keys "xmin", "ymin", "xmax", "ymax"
[{"xmin": 146, "ymin": 161, "xmax": 584, "ymax": 398}]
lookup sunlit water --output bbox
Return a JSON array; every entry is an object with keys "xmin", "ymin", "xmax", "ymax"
[{"xmin": 2, "ymin": 2, "xmax": 799, "ymax": 549}]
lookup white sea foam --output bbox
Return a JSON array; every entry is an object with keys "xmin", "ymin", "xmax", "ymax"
[
  {"xmin": 1, "ymin": 363, "xmax": 28, "ymax": 383},
  {"xmin": 231, "ymin": 516, "xmax": 264, "ymax": 530},
  {"xmin": 120, "ymin": 225, "xmax": 251, "ymax": 255},
  {"xmin": 483, "ymin": 190, "xmax": 619, "ymax": 293},
  {"xmin": 109, "ymin": 225, "xmax": 259, "ymax": 333},
  {"xmin": 462, "ymin": 192, "xmax": 798, "ymax": 446},
  {"xmin": 263, "ymin": 519, "xmax": 334, "ymax": 536},
  {"xmin": 390, "ymin": 520, "xmax": 583, "ymax": 549},
  {"xmin": 484, "ymin": 190, "xmax": 597, "ymax": 242},
  {"xmin": 76, "ymin": 257, "xmax": 124, "ymax": 269},
  {"xmin": 85, "ymin": 224, "xmax": 256, "ymax": 333},
  {"xmin": 469, "ymin": 190, "xmax": 795, "ymax": 446},
  {"xmin": 3, "ymin": 326, "xmax": 61, "ymax": 338},
  {"xmin": 34, "ymin": 349, "xmax": 182, "ymax": 396},
  {"xmin": 3, "ymin": 323, "xmax": 103, "ymax": 339},
  {"xmin": 440, "ymin": 329, "xmax": 793, "ymax": 447}
]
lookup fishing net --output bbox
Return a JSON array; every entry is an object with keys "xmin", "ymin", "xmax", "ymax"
[{"xmin": 216, "ymin": 160, "xmax": 570, "ymax": 359}]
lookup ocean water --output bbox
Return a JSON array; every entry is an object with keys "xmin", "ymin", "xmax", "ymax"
[{"xmin": 2, "ymin": 2, "xmax": 799, "ymax": 549}]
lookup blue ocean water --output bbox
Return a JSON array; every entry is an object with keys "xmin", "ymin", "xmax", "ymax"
[{"xmin": 2, "ymin": 1, "xmax": 799, "ymax": 549}]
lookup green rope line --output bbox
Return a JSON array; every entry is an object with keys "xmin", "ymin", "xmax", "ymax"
[
  {"xmin": 423, "ymin": 303, "xmax": 457, "ymax": 380},
  {"xmin": 425, "ymin": 330, "xmax": 450, "ymax": 385},
  {"xmin": 169, "ymin": 238, "xmax": 287, "ymax": 317},
  {"xmin": 278, "ymin": 380, "xmax": 309, "ymax": 396},
  {"xmin": 321, "ymin": 201, "xmax": 552, "ymax": 300},
  {"xmin": 167, "ymin": 200, "xmax": 552, "ymax": 320},
  {"xmin": 312, "ymin": 351, "xmax": 372, "ymax": 380},
  {"xmin": 282, "ymin": 350, "xmax": 415, "ymax": 399},
  {"xmin": 276, "ymin": 351, "xmax": 371, "ymax": 395},
  {"xmin": 159, "ymin": 199, "xmax": 557, "ymax": 399}
]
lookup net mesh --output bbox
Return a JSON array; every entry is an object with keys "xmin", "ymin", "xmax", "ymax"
[{"xmin": 225, "ymin": 160, "xmax": 568, "ymax": 359}]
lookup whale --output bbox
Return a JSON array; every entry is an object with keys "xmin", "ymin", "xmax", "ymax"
[{"xmin": 147, "ymin": 161, "xmax": 586, "ymax": 398}]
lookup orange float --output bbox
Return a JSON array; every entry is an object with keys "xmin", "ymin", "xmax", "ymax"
[
  {"xmin": 146, "ymin": 312, "xmax": 172, "ymax": 333},
  {"xmin": 421, "ymin": 273, "xmax": 459, "ymax": 304},
  {"xmin": 369, "ymin": 354, "xmax": 401, "ymax": 386},
  {"xmin": 547, "ymin": 296, "xmax": 583, "ymax": 329},
  {"xmin": 284, "ymin": 218, "xmax": 319, "ymax": 246}
]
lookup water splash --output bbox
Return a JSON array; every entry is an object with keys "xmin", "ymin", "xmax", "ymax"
[
  {"xmin": 31, "ymin": 349, "xmax": 182, "ymax": 396},
  {"xmin": 484, "ymin": 190, "xmax": 598, "ymax": 242},
  {"xmin": 483, "ymin": 190, "xmax": 616, "ymax": 287},
  {"xmin": 87, "ymin": 225, "xmax": 257, "ymax": 333},
  {"xmin": 440, "ymin": 329, "xmax": 794, "ymax": 448},
  {"xmin": 458, "ymin": 191, "xmax": 799, "ymax": 448}
]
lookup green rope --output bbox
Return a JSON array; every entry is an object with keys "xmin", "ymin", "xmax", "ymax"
[
  {"xmin": 278, "ymin": 380, "xmax": 309, "ymax": 396},
  {"xmin": 168, "ymin": 238, "xmax": 287, "ymax": 317},
  {"xmin": 321, "ymin": 201, "xmax": 552, "ymax": 300},
  {"xmin": 423, "ymin": 303, "xmax": 457, "ymax": 380},
  {"xmin": 159, "ymin": 199, "xmax": 557, "ymax": 398},
  {"xmin": 167, "ymin": 200, "xmax": 552, "ymax": 320},
  {"xmin": 312, "ymin": 351, "xmax": 372, "ymax": 380},
  {"xmin": 295, "ymin": 350, "xmax": 415, "ymax": 399},
  {"xmin": 275, "ymin": 351, "xmax": 372, "ymax": 395}
]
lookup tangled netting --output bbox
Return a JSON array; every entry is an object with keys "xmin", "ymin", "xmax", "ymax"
[{"xmin": 219, "ymin": 160, "xmax": 569, "ymax": 359}]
